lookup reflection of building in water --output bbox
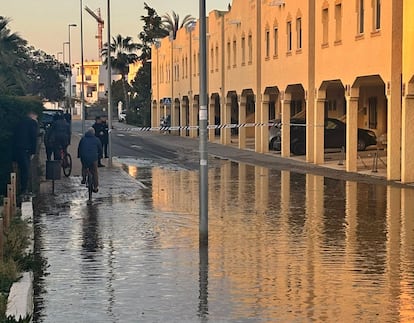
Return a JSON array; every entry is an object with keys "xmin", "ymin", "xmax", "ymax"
[{"xmin": 149, "ymin": 160, "xmax": 414, "ymax": 320}]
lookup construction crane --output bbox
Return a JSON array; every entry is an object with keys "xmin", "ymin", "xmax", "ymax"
[{"xmin": 84, "ymin": 6, "xmax": 104, "ymax": 58}]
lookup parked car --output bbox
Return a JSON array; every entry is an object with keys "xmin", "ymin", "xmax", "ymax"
[
  {"xmin": 118, "ymin": 110, "xmax": 126, "ymax": 122},
  {"xmin": 40, "ymin": 109, "xmax": 63, "ymax": 129},
  {"xmin": 269, "ymin": 117, "xmax": 377, "ymax": 155}
]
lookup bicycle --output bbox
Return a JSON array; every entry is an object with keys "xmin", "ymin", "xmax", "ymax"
[{"xmin": 60, "ymin": 147, "xmax": 72, "ymax": 177}]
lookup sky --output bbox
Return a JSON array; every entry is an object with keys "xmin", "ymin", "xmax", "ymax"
[{"xmin": 2, "ymin": 0, "xmax": 228, "ymax": 63}]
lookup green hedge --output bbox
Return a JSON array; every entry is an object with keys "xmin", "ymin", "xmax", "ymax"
[{"xmin": 0, "ymin": 96, "xmax": 43, "ymax": 196}]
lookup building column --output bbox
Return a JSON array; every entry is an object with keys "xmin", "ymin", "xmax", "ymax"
[
  {"xmin": 387, "ymin": 93, "xmax": 402, "ymax": 180},
  {"xmin": 314, "ymin": 97, "xmax": 325, "ymax": 165},
  {"xmin": 221, "ymin": 96, "xmax": 231, "ymax": 145},
  {"xmin": 260, "ymin": 96, "xmax": 269, "ymax": 153},
  {"xmin": 188, "ymin": 96, "xmax": 195, "ymax": 138},
  {"xmin": 306, "ymin": 94, "xmax": 315, "ymax": 163},
  {"xmin": 401, "ymin": 93, "xmax": 414, "ymax": 183},
  {"xmin": 281, "ymin": 98, "xmax": 291, "ymax": 157},
  {"xmin": 255, "ymin": 94, "xmax": 262, "ymax": 153},
  {"xmin": 239, "ymin": 96, "xmax": 246, "ymax": 149},
  {"xmin": 208, "ymin": 98, "xmax": 215, "ymax": 141},
  {"xmin": 180, "ymin": 99, "xmax": 186, "ymax": 137},
  {"xmin": 190, "ymin": 98, "xmax": 198, "ymax": 138},
  {"xmin": 345, "ymin": 95, "xmax": 359, "ymax": 172}
]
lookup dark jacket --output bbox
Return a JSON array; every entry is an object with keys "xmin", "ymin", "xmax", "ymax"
[
  {"xmin": 77, "ymin": 131, "xmax": 103, "ymax": 165},
  {"xmin": 50, "ymin": 118, "xmax": 70, "ymax": 147},
  {"xmin": 101, "ymin": 121, "xmax": 109, "ymax": 144},
  {"xmin": 12, "ymin": 116, "xmax": 38, "ymax": 160},
  {"xmin": 92, "ymin": 122, "xmax": 105, "ymax": 143}
]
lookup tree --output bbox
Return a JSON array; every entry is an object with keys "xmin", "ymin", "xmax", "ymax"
[
  {"xmin": 161, "ymin": 11, "xmax": 196, "ymax": 40},
  {"xmin": 26, "ymin": 48, "xmax": 69, "ymax": 102},
  {"xmin": 0, "ymin": 16, "xmax": 29, "ymax": 95},
  {"xmin": 131, "ymin": 62, "xmax": 151, "ymax": 126},
  {"xmin": 137, "ymin": 2, "xmax": 169, "ymax": 63},
  {"xmin": 101, "ymin": 34, "xmax": 139, "ymax": 110}
]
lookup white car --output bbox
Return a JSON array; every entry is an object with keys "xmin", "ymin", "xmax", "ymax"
[{"xmin": 118, "ymin": 111, "xmax": 126, "ymax": 122}]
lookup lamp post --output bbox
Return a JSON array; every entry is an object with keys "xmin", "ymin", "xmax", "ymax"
[
  {"xmin": 68, "ymin": 24, "xmax": 77, "ymax": 116},
  {"xmin": 199, "ymin": 0, "xmax": 208, "ymax": 245},
  {"xmin": 80, "ymin": 0, "xmax": 86, "ymax": 134},
  {"xmin": 107, "ymin": 0, "xmax": 113, "ymax": 167}
]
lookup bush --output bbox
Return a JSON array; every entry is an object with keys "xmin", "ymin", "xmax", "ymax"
[{"xmin": 0, "ymin": 96, "xmax": 43, "ymax": 196}]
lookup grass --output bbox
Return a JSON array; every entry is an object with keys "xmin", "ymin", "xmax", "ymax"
[{"xmin": 0, "ymin": 215, "xmax": 31, "ymax": 323}]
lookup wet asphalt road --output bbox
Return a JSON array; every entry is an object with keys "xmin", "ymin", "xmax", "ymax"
[{"xmin": 32, "ymin": 121, "xmax": 414, "ymax": 322}]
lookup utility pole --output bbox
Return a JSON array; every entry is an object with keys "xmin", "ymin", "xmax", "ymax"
[
  {"xmin": 107, "ymin": 0, "xmax": 113, "ymax": 167},
  {"xmin": 199, "ymin": 0, "xmax": 208, "ymax": 246}
]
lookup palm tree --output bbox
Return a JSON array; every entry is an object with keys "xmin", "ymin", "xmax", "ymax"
[
  {"xmin": 101, "ymin": 34, "xmax": 139, "ymax": 110},
  {"xmin": 0, "ymin": 16, "xmax": 28, "ymax": 95},
  {"xmin": 161, "ymin": 11, "xmax": 196, "ymax": 40}
]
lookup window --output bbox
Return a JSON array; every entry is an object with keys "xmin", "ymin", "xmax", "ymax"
[
  {"xmin": 185, "ymin": 57, "xmax": 188, "ymax": 78},
  {"xmin": 215, "ymin": 46, "xmax": 219, "ymax": 71},
  {"xmin": 233, "ymin": 40, "xmax": 237, "ymax": 67},
  {"xmin": 210, "ymin": 47, "xmax": 214, "ymax": 72},
  {"xmin": 335, "ymin": 4, "xmax": 342, "ymax": 42},
  {"xmin": 296, "ymin": 18, "xmax": 302, "ymax": 49},
  {"xmin": 193, "ymin": 53, "xmax": 196, "ymax": 76},
  {"xmin": 227, "ymin": 41, "xmax": 231, "ymax": 68},
  {"xmin": 248, "ymin": 34, "xmax": 253, "ymax": 63},
  {"xmin": 197, "ymin": 52, "xmax": 200, "ymax": 75},
  {"xmin": 374, "ymin": 0, "xmax": 381, "ymax": 30},
  {"xmin": 322, "ymin": 8, "xmax": 329, "ymax": 44},
  {"xmin": 290, "ymin": 100, "xmax": 302, "ymax": 117},
  {"xmin": 273, "ymin": 27, "xmax": 279, "ymax": 56},
  {"xmin": 287, "ymin": 21, "xmax": 292, "ymax": 51},
  {"xmin": 358, "ymin": 0, "xmax": 364, "ymax": 34},
  {"xmin": 368, "ymin": 97, "xmax": 378, "ymax": 129},
  {"xmin": 241, "ymin": 36, "xmax": 246, "ymax": 64},
  {"xmin": 265, "ymin": 30, "xmax": 270, "ymax": 58}
]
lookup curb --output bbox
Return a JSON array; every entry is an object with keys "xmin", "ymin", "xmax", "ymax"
[{"xmin": 6, "ymin": 198, "xmax": 34, "ymax": 322}]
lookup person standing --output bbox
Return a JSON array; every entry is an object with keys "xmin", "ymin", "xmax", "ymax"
[
  {"xmin": 101, "ymin": 116, "xmax": 109, "ymax": 158},
  {"xmin": 77, "ymin": 127, "xmax": 102, "ymax": 192},
  {"xmin": 12, "ymin": 110, "xmax": 38, "ymax": 195},
  {"xmin": 92, "ymin": 116, "xmax": 105, "ymax": 167}
]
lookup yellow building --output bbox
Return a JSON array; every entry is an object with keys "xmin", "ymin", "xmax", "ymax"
[{"xmin": 151, "ymin": 0, "xmax": 414, "ymax": 183}]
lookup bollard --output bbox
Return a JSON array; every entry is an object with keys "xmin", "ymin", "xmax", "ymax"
[
  {"xmin": 10, "ymin": 173, "xmax": 17, "ymax": 216},
  {"xmin": 338, "ymin": 146, "xmax": 345, "ymax": 166},
  {"xmin": 3, "ymin": 197, "xmax": 10, "ymax": 229},
  {"xmin": 372, "ymin": 150, "xmax": 378, "ymax": 173},
  {"xmin": 0, "ymin": 219, "xmax": 3, "ymax": 261},
  {"xmin": 7, "ymin": 184, "xmax": 14, "ymax": 219}
]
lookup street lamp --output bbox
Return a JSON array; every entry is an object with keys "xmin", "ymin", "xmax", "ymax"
[
  {"xmin": 68, "ymin": 24, "xmax": 77, "ymax": 116},
  {"xmin": 107, "ymin": 0, "xmax": 113, "ymax": 167},
  {"xmin": 80, "ymin": 0, "xmax": 86, "ymax": 134}
]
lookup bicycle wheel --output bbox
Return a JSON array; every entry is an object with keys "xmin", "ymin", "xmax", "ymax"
[
  {"xmin": 62, "ymin": 152, "xmax": 72, "ymax": 177},
  {"xmin": 87, "ymin": 170, "xmax": 93, "ymax": 201}
]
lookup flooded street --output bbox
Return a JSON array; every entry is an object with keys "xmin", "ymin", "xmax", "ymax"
[{"xmin": 33, "ymin": 158, "xmax": 414, "ymax": 322}]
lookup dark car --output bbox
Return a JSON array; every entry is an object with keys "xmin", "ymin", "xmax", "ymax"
[
  {"xmin": 269, "ymin": 117, "xmax": 377, "ymax": 155},
  {"xmin": 40, "ymin": 109, "xmax": 63, "ymax": 129}
]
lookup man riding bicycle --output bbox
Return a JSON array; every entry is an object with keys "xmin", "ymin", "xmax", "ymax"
[
  {"xmin": 78, "ymin": 127, "xmax": 103, "ymax": 193},
  {"xmin": 47, "ymin": 113, "xmax": 70, "ymax": 160}
]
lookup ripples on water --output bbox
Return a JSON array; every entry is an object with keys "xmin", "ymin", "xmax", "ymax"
[{"xmin": 34, "ymin": 160, "xmax": 414, "ymax": 322}]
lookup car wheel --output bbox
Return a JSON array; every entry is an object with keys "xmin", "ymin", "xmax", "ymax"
[
  {"xmin": 269, "ymin": 136, "xmax": 281, "ymax": 151},
  {"xmin": 357, "ymin": 138, "xmax": 366, "ymax": 151},
  {"xmin": 292, "ymin": 142, "xmax": 306, "ymax": 155}
]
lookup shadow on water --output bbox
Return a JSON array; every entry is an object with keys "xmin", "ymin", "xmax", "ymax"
[{"xmin": 33, "ymin": 158, "xmax": 414, "ymax": 322}]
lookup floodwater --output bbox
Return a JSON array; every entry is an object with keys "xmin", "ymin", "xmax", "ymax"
[{"xmin": 33, "ymin": 159, "xmax": 414, "ymax": 322}]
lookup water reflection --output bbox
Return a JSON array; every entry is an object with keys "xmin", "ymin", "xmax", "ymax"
[
  {"xmin": 126, "ymin": 160, "xmax": 414, "ymax": 322},
  {"xmin": 35, "ymin": 159, "xmax": 414, "ymax": 322}
]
